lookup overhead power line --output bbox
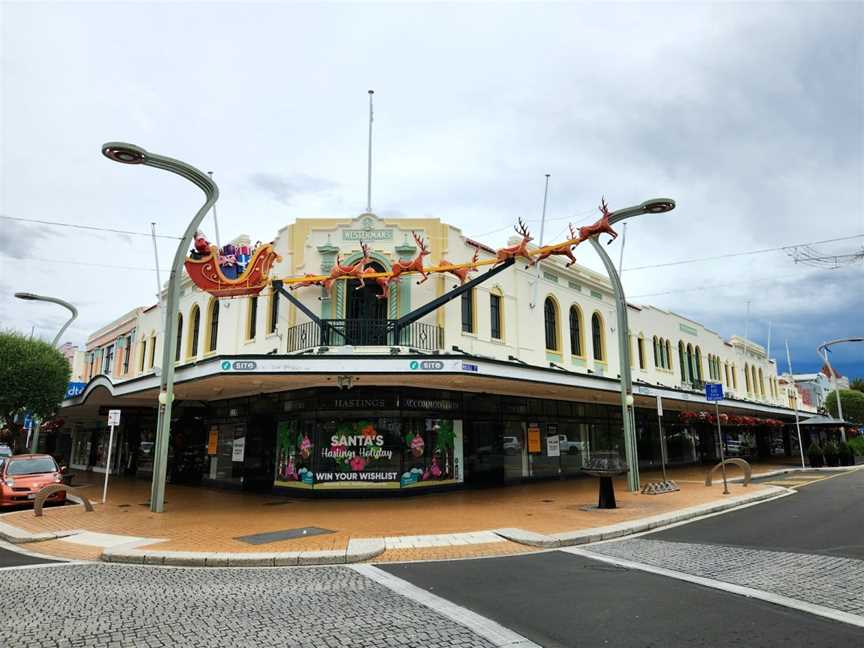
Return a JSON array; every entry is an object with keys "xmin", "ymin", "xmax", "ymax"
[
  {"xmin": 0, "ymin": 214, "xmax": 182, "ymax": 240},
  {"xmin": 623, "ymin": 233, "xmax": 864, "ymax": 271}
]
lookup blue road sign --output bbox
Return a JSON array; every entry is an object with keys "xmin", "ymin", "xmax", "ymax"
[
  {"xmin": 23, "ymin": 413, "xmax": 33, "ymax": 430},
  {"xmin": 705, "ymin": 383, "xmax": 724, "ymax": 402}
]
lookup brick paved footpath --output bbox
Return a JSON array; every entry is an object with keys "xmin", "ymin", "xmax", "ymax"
[
  {"xmin": 0, "ymin": 564, "xmax": 496, "ymax": 648},
  {"xmin": 588, "ymin": 538, "xmax": 864, "ymax": 617}
]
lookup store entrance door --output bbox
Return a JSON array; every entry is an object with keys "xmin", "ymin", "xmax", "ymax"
[
  {"xmin": 243, "ymin": 415, "xmax": 276, "ymax": 492},
  {"xmin": 463, "ymin": 420, "xmax": 505, "ymax": 486}
]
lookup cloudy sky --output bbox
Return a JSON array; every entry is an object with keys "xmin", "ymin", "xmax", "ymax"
[{"xmin": 1, "ymin": 1, "xmax": 862, "ymax": 378}]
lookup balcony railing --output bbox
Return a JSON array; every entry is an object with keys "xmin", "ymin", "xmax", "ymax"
[{"xmin": 285, "ymin": 319, "xmax": 444, "ymax": 353}]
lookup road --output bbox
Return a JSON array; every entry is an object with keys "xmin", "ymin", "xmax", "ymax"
[{"xmin": 1, "ymin": 470, "xmax": 862, "ymax": 647}]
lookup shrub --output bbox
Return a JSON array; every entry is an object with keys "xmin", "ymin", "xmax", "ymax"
[
  {"xmin": 847, "ymin": 436, "xmax": 864, "ymax": 457},
  {"xmin": 823, "ymin": 441, "xmax": 839, "ymax": 467},
  {"xmin": 837, "ymin": 441, "xmax": 853, "ymax": 466},
  {"xmin": 806, "ymin": 441, "xmax": 823, "ymax": 467}
]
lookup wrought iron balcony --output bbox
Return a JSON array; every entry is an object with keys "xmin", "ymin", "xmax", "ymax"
[{"xmin": 285, "ymin": 319, "xmax": 444, "ymax": 353}]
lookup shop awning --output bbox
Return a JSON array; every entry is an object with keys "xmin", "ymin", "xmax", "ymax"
[{"xmin": 799, "ymin": 414, "xmax": 853, "ymax": 427}]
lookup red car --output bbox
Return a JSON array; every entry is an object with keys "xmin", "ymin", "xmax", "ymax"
[{"xmin": 0, "ymin": 454, "xmax": 66, "ymax": 508}]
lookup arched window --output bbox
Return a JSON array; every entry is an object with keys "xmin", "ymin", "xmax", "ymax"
[
  {"xmin": 569, "ymin": 305, "xmax": 582, "ymax": 356},
  {"xmin": 686, "ymin": 344, "xmax": 695, "ymax": 383},
  {"xmin": 490, "ymin": 289, "xmax": 503, "ymax": 340},
  {"xmin": 665, "ymin": 340, "xmax": 672, "ymax": 371},
  {"xmin": 591, "ymin": 312, "xmax": 604, "ymax": 361},
  {"xmin": 247, "ymin": 296, "xmax": 258, "ymax": 341},
  {"xmin": 758, "ymin": 368, "xmax": 765, "ymax": 398},
  {"xmin": 661, "ymin": 339, "xmax": 669, "ymax": 369},
  {"xmin": 461, "ymin": 289, "xmax": 475, "ymax": 334},
  {"xmin": 268, "ymin": 289, "xmax": 279, "ymax": 334},
  {"xmin": 138, "ymin": 339, "xmax": 146, "ymax": 372},
  {"xmin": 751, "ymin": 365, "xmax": 758, "ymax": 397},
  {"xmin": 653, "ymin": 336, "xmax": 660, "ymax": 367},
  {"xmin": 188, "ymin": 305, "xmax": 201, "ymax": 358},
  {"xmin": 732, "ymin": 364, "xmax": 738, "ymax": 389},
  {"xmin": 678, "ymin": 341, "xmax": 687, "ymax": 382},
  {"xmin": 175, "ymin": 313, "xmax": 183, "ymax": 362},
  {"xmin": 745, "ymin": 363, "xmax": 752, "ymax": 393},
  {"xmin": 544, "ymin": 297, "xmax": 559, "ymax": 351},
  {"xmin": 725, "ymin": 362, "xmax": 731, "ymax": 387},
  {"xmin": 695, "ymin": 346, "xmax": 703, "ymax": 382},
  {"xmin": 637, "ymin": 335, "xmax": 645, "ymax": 370},
  {"xmin": 207, "ymin": 300, "xmax": 220, "ymax": 353},
  {"xmin": 148, "ymin": 333, "xmax": 157, "ymax": 369}
]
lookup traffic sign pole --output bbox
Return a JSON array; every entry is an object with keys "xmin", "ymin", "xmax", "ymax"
[
  {"xmin": 656, "ymin": 395, "xmax": 667, "ymax": 482},
  {"xmin": 715, "ymin": 402, "xmax": 729, "ymax": 495},
  {"xmin": 103, "ymin": 410, "xmax": 121, "ymax": 504}
]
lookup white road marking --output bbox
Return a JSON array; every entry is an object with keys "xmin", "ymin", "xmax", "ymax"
[
  {"xmin": 352, "ymin": 564, "xmax": 541, "ymax": 647},
  {"xmin": 564, "ymin": 546, "xmax": 864, "ymax": 629}
]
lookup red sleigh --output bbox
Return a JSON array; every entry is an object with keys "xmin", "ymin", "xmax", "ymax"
[{"xmin": 184, "ymin": 244, "xmax": 281, "ymax": 298}]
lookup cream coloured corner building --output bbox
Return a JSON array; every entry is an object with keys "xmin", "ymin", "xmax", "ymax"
[{"xmin": 58, "ymin": 213, "xmax": 800, "ymax": 493}]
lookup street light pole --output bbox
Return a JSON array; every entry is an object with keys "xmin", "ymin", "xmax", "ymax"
[
  {"xmin": 587, "ymin": 198, "xmax": 676, "ymax": 492},
  {"xmin": 14, "ymin": 293, "xmax": 78, "ymax": 347},
  {"xmin": 102, "ymin": 142, "xmax": 218, "ymax": 513},
  {"xmin": 817, "ymin": 337, "xmax": 864, "ymax": 443},
  {"xmin": 14, "ymin": 292, "xmax": 78, "ymax": 452}
]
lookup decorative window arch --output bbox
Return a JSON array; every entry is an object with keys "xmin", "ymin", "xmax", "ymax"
[
  {"xmin": 678, "ymin": 341, "xmax": 687, "ymax": 382},
  {"xmin": 745, "ymin": 363, "xmax": 752, "ymax": 393},
  {"xmin": 686, "ymin": 344, "xmax": 695, "ymax": 383},
  {"xmin": 637, "ymin": 334, "xmax": 645, "ymax": 370},
  {"xmin": 758, "ymin": 368, "xmax": 765, "ymax": 398},
  {"xmin": 544, "ymin": 296, "xmax": 560, "ymax": 352},
  {"xmin": 206, "ymin": 299, "xmax": 220, "ymax": 353},
  {"xmin": 664, "ymin": 339, "xmax": 672, "ymax": 371},
  {"xmin": 751, "ymin": 365, "xmax": 758, "ymax": 397},
  {"xmin": 591, "ymin": 311, "xmax": 605, "ymax": 361},
  {"xmin": 188, "ymin": 304, "xmax": 201, "ymax": 358},
  {"xmin": 653, "ymin": 336, "xmax": 660, "ymax": 367},
  {"xmin": 175, "ymin": 313, "xmax": 183, "ymax": 362},
  {"xmin": 661, "ymin": 338, "xmax": 669, "ymax": 369},
  {"xmin": 569, "ymin": 305, "xmax": 583, "ymax": 356}
]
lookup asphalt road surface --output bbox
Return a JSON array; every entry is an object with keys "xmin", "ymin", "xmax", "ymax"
[
  {"xmin": 652, "ymin": 468, "xmax": 864, "ymax": 558},
  {"xmin": 0, "ymin": 541, "xmax": 60, "ymax": 568}
]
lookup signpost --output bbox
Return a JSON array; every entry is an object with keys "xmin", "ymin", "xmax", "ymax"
[
  {"xmin": 103, "ymin": 409, "xmax": 121, "ymax": 504},
  {"xmin": 705, "ymin": 383, "xmax": 729, "ymax": 495},
  {"xmin": 656, "ymin": 395, "xmax": 667, "ymax": 482}
]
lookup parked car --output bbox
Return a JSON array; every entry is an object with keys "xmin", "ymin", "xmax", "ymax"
[
  {"xmin": 557, "ymin": 435, "xmax": 585, "ymax": 454},
  {"xmin": 0, "ymin": 454, "xmax": 66, "ymax": 508},
  {"xmin": 503, "ymin": 436, "xmax": 522, "ymax": 454}
]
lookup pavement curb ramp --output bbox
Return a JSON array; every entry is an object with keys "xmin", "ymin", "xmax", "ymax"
[
  {"xmin": 0, "ymin": 521, "xmax": 84, "ymax": 545},
  {"xmin": 100, "ymin": 537, "xmax": 387, "ymax": 567},
  {"xmin": 494, "ymin": 485, "xmax": 789, "ymax": 548}
]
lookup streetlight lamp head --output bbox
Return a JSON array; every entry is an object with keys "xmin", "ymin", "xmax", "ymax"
[
  {"xmin": 642, "ymin": 198, "xmax": 676, "ymax": 214},
  {"xmin": 14, "ymin": 292, "xmax": 39, "ymax": 301},
  {"xmin": 102, "ymin": 142, "xmax": 147, "ymax": 165}
]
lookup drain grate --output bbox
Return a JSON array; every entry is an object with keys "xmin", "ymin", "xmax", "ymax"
[
  {"xmin": 262, "ymin": 500, "xmax": 294, "ymax": 506},
  {"xmin": 234, "ymin": 527, "xmax": 335, "ymax": 545}
]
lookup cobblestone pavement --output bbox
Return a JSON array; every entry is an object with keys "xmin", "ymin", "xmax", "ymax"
[
  {"xmin": 588, "ymin": 538, "xmax": 864, "ymax": 617},
  {"xmin": 0, "ymin": 564, "xmax": 495, "ymax": 648}
]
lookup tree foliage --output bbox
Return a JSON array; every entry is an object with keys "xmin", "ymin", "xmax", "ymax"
[
  {"xmin": 824, "ymin": 389, "xmax": 864, "ymax": 425},
  {"xmin": 850, "ymin": 377, "xmax": 864, "ymax": 394},
  {"xmin": 0, "ymin": 331, "xmax": 70, "ymax": 428}
]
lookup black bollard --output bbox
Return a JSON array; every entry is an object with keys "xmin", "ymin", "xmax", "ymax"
[{"xmin": 597, "ymin": 475, "xmax": 617, "ymax": 509}]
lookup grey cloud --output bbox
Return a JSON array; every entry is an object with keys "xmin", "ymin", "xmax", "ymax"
[
  {"xmin": 0, "ymin": 217, "xmax": 48, "ymax": 259},
  {"xmin": 249, "ymin": 173, "xmax": 338, "ymax": 205}
]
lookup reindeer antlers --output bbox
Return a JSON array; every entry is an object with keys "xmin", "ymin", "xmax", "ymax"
[
  {"xmin": 514, "ymin": 217, "xmax": 531, "ymax": 238},
  {"xmin": 599, "ymin": 196, "xmax": 611, "ymax": 218},
  {"xmin": 411, "ymin": 231, "xmax": 429, "ymax": 253}
]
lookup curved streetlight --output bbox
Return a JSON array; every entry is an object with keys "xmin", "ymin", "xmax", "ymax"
[
  {"xmin": 14, "ymin": 292, "xmax": 78, "ymax": 347},
  {"xmin": 586, "ymin": 198, "xmax": 676, "ymax": 492},
  {"xmin": 102, "ymin": 142, "xmax": 218, "ymax": 513},
  {"xmin": 817, "ymin": 337, "xmax": 864, "ymax": 441},
  {"xmin": 14, "ymin": 292, "xmax": 78, "ymax": 452}
]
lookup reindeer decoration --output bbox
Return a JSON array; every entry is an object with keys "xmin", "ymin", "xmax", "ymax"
[
  {"xmin": 440, "ymin": 247, "xmax": 480, "ymax": 286},
  {"xmin": 495, "ymin": 218, "xmax": 535, "ymax": 266},
  {"xmin": 577, "ymin": 197, "xmax": 618, "ymax": 245},
  {"xmin": 323, "ymin": 242, "xmax": 372, "ymax": 292},
  {"xmin": 533, "ymin": 223, "xmax": 579, "ymax": 267},
  {"xmin": 375, "ymin": 232, "xmax": 430, "ymax": 300}
]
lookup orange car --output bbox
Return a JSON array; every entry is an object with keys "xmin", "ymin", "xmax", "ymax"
[{"xmin": 0, "ymin": 454, "xmax": 66, "ymax": 507}]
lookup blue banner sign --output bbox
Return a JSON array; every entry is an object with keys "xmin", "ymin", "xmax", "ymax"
[
  {"xmin": 705, "ymin": 383, "xmax": 724, "ymax": 402},
  {"xmin": 65, "ymin": 382, "xmax": 87, "ymax": 399}
]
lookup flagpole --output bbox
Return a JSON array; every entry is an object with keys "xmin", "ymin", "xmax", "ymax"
[
  {"xmin": 530, "ymin": 174, "xmax": 551, "ymax": 309},
  {"xmin": 366, "ymin": 89, "xmax": 374, "ymax": 213}
]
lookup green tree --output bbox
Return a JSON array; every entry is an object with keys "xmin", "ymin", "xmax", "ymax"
[
  {"xmin": 824, "ymin": 389, "xmax": 864, "ymax": 425},
  {"xmin": 850, "ymin": 377, "xmax": 864, "ymax": 394},
  {"xmin": 0, "ymin": 331, "xmax": 70, "ymax": 441}
]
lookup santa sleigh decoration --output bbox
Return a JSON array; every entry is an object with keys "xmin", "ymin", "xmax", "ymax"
[{"xmin": 185, "ymin": 233, "xmax": 281, "ymax": 298}]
